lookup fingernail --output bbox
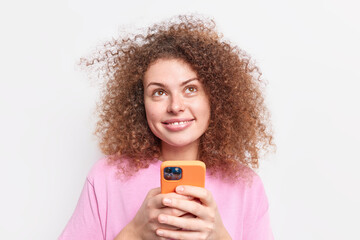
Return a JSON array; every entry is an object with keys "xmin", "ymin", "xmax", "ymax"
[
  {"xmin": 159, "ymin": 215, "xmax": 167, "ymax": 223},
  {"xmin": 176, "ymin": 186, "xmax": 184, "ymax": 192},
  {"xmin": 163, "ymin": 198, "xmax": 171, "ymax": 204},
  {"xmin": 157, "ymin": 230, "xmax": 164, "ymax": 236}
]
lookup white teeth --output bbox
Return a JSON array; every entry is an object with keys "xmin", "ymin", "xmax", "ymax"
[{"xmin": 168, "ymin": 121, "xmax": 190, "ymax": 125}]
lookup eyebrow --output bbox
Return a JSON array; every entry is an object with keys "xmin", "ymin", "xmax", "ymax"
[{"xmin": 146, "ymin": 78, "xmax": 198, "ymax": 89}]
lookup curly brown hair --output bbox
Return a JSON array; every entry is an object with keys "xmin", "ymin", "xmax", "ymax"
[{"xmin": 81, "ymin": 15, "xmax": 274, "ymax": 180}]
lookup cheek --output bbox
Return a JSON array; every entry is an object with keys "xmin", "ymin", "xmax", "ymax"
[
  {"xmin": 144, "ymin": 101, "xmax": 160, "ymax": 123},
  {"xmin": 144, "ymin": 103, "xmax": 163, "ymax": 138},
  {"xmin": 190, "ymin": 99, "xmax": 210, "ymax": 129},
  {"xmin": 197, "ymin": 99, "xmax": 211, "ymax": 120},
  {"xmin": 144, "ymin": 100, "xmax": 153, "ymax": 122}
]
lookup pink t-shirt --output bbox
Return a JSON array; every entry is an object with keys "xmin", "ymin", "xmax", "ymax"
[{"xmin": 59, "ymin": 158, "xmax": 273, "ymax": 240}]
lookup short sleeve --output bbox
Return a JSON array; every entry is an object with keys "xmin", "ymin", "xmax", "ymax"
[
  {"xmin": 242, "ymin": 175, "xmax": 274, "ymax": 240},
  {"xmin": 58, "ymin": 178, "xmax": 105, "ymax": 240}
]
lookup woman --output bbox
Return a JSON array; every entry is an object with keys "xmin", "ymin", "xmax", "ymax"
[{"xmin": 59, "ymin": 15, "xmax": 275, "ymax": 240}]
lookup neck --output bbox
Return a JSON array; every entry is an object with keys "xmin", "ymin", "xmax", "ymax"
[{"xmin": 160, "ymin": 140, "xmax": 200, "ymax": 161}]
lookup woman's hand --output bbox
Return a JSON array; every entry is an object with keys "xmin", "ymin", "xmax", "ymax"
[
  {"xmin": 155, "ymin": 185, "xmax": 232, "ymax": 240},
  {"xmin": 115, "ymin": 187, "xmax": 195, "ymax": 240}
]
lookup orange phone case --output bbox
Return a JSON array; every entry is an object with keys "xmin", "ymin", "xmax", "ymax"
[{"xmin": 160, "ymin": 160, "xmax": 206, "ymax": 194}]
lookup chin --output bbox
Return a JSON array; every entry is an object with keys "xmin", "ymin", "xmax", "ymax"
[{"xmin": 164, "ymin": 138, "xmax": 199, "ymax": 148}]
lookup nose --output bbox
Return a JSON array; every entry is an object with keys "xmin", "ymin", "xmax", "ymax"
[{"xmin": 167, "ymin": 94, "xmax": 185, "ymax": 113}]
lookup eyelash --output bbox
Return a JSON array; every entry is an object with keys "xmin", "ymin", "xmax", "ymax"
[
  {"xmin": 152, "ymin": 89, "xmax": 167, "ymax": 96},
  {"xmin": 151, "ymin": 86, "xmax": 198, "ymax": 97},
  {"xmin": 185, "ymin": 86, "xmax": 198, "ymax": 93}
]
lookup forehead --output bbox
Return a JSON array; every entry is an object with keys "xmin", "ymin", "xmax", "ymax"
[{"xmin": 143, "ymin": 59, "xmax": 197, "ymax": 86}]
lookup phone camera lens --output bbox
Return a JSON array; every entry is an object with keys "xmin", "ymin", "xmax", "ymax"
[
  {"xmin": 163, "ymin": 167, "xmax": 182, "ymax": 181},
  {"xmin": 164, "ymin": 173, "xmax": 172, "ymax": 180},
  {"xmin": 173, "ymin": 167, "xmax": 181, "ymax": 175}
]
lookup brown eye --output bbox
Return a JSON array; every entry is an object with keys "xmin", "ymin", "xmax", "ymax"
[
  {"xmin": 153, "ymin": 89, "xmax": 166, "ymax": 96},
  {"xmin": 185, "ymin": 86, "xmax": 197, "ymax": 93}
]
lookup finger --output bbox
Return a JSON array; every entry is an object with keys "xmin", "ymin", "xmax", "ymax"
[
  {"xmin": 175, "ymin": 185, "xmax": 214, "ymax": 206},
  {"xmin": 162, "ymin": 197, "xmax": 208, "ymax": 219},
  {"xmin": 152, "ymin": 192, "xmax": 194, "ymax": 209},
  {"xmin": 145, "ymin": 189, "xmax": 163, "ymax": 209},
  {"xmin": 164, "ymin": 192, "xmax": 194, "ymax": 201},
  {"xmin": 147, "ymin": 188, "xmax": 196, "ymax": 210},
  {"xmin": 158, "ymin": 222, "xmax": 182, "ymax": 231},
  {"xmin": 161, "ymin": 206, "xmax": 188, "ymax": 217},
  {"xmin": 158, "ymin": 214, "xmax": 204, "ymax": 231},
  {"xmin": 156, "ymin": 227, "xmax": 205, "ymax": 240},
  {"xmin": 180, "ymin": 212, "xmax": 196, "ymax": 219},
  {"xmin": 157, "ymin": 211, "xmax": 185, "ymax": 231},
  {"xmin": 158, "ymin": 214, "xmax": 195, "ymax": 231},
  {"xmin": 147, "ymin": 187, "xmax": 161, "ymax": 198}
]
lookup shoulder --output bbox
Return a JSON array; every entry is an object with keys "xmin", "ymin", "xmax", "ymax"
[
  {"xmin": 86, "ymin": 157, "xmax": 114, "ymax": 182},
  {"xmin": 237, "ymin": 169, "xmax": 270, "ymax": 219},
  {"xmin": 207, "ymin": 166, "xmax": 268, "ymax": 204},
  {"xmin": 86, "ymin": 157, "xmax": 129, "ymax": 187},
  {"xmin": 244, "ymin": 171, "xmax": 269, "ymax": 206},
  {"xmin": 234, "ymin": 167, "xmax": 268, "ymax": 202},
  {"xmin": 86, "ymin": 157, "xmax": 161, "ymax": 185},
  {"xmin": 244, "ymin": 168, "xmax": 267, "ymax": 194},
  {"xmin": 207, "ymin": 164, "xmax": 264, "ymax": 189}
]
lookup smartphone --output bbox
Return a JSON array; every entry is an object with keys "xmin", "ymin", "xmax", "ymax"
[{"xmin": 160, "ymin": 160, "xmax": 206, "ymax": 194}]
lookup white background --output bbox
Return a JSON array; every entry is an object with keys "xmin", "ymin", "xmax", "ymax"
[{"xmin": 1, "ymin": 0, "xmax": 359, "ymax": 239}]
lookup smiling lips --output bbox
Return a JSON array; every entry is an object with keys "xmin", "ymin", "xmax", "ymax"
[{"xmin": 162, "ymin": 119, "xmax": 194, "ymax": 131}]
